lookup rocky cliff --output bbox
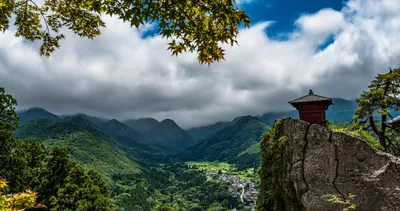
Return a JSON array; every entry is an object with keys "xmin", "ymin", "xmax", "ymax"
[{"xmin": 258, "ymin": 118, "xmax": 400, "ymax": 211}]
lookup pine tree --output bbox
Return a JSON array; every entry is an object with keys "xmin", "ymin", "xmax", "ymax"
[{"xmin": 355, "ymin": 68, "xmax": 400, "ymax": 154}]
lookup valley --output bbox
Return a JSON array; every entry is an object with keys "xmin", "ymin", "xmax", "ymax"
[
  {"xmin": 6, "ymin": 97, "xmax": 366, "ymax": 210},
  {"xmin": 187, "ymin": 162, "xmax": 259, "ymax": 210}
]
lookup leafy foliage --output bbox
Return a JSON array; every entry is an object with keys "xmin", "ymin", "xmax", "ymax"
[
  {"xmin": 0, "ymin": 87, "xmax": 19, "ymax": 133},
  {"xmin": 328, "ymin": 121, "xmax": 382, "ymax": 151},
  {"xmin": 1, "ymin": 0, "xmax": 250, "ymax": 65},
  {"xmin": 0, "ymin": 87, "xmax": 113, "ymax": 210},
  {"xmin": 0, "ymin": 177, "xmax": 45, "ymax": 211},
  {"xmin": 1, "ymin": 139, "xmax": 114, "ymax": 210},
  {"xmin": 354, "ymin": 67, "xmax": 400, "ymax": 155},
  {"xmin": 324, "ymin": 194, "xmax": 357, "ymax": 211}
]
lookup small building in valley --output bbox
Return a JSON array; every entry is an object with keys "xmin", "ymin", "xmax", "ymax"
[{"xmin": 289, "ymin": 90, "xmax": 333, "ymax": 126}]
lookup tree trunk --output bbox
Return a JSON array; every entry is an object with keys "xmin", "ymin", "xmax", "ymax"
[
  {"xmin": 381, "ymin": 115, "xmax": 388, "ymax": 152},
  {"xmin": 369, "ymin": 116, "xmax": 388, "ymax": 151},
  {"xmin": 378, "ymin": 134, "xmax": 387, "ymax": 152}
]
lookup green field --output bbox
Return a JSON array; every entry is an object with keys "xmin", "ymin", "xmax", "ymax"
[{"xmin": 186, "ymin": 161, "xmax": 259, "ymax": 182}]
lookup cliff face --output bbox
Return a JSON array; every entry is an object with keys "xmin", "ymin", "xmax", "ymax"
[{"xmin": 260, "ymin": 118, "xmax": 400, "ymax": 211}]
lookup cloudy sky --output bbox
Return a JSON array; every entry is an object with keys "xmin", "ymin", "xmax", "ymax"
[{"xmin": 1, "ymin": 0, "xmax": 400, "ymax": 129}]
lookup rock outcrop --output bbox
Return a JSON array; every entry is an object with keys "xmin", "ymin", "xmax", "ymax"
[{"xmin": 275, "ymin": 118, "xmax": 400, "ymax": 211}]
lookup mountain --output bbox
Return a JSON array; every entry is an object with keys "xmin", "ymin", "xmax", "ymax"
[
  {"xmin": 187, "ymin": 121, "xmax": 231, "ymax": 141},
  {"xmin": 13, "ymin": 116, "xmax": 142, "ymax": 182},
  {"xmin": 60, "ymin": 113, "xmax": 108, "ymax": 126},
  {"xmin": 17, "ymin": 107, "xmax": 61, "ymax": 126},
  {"xmin": 99, "ymin": 119, "xmax": 143, "ymax": 147},
  {"xmin": 259, "ymin": 110, "xmax": 299, "ymax": 126},
  {"xmin": 326, "ymin": 98, "xmax": 358, "ymax": 122},
  {"xmin": 123, "ymin": 118, "xmax": 160, "ymax": 133},
  {"xmin": 141, "ymin": 119, "xmax": 194, "ymax": 150},
  {"xmin": 182, "ymin": 116, "xmax": 271, "ymax": 169}
]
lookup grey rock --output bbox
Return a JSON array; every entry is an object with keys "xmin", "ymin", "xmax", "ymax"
[{"xmin": 277, "ymin": 119, "xmax": 400, "ymax": 211}]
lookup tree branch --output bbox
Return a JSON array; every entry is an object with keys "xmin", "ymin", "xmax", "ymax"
[
  {"xmin": 384, "ymin": 136, "xmax": 399, "ymax": 152},
  {"xmin": 28, "ymin": 0, "xmax": 50, "ymax": 35}
]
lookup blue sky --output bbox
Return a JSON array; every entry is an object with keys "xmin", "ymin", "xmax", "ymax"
[
  {"xmin": 243, "ymin": 0, "xmax": 344, "ymax": 38},
  {"xmin": 1, "ymin": 0, "xmax": 400, "ymax": 128}
]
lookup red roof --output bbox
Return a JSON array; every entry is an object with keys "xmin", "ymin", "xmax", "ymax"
[{"xmin": 289, "ymin": 90, "xmax": 332, "ymax": 104}]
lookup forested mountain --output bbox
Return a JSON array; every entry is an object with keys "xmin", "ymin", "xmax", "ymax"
[
  {"xmin": 140, "ymin": 119, "xmax": 194, "ymax": 150},
  {"xmin": 17, "ymin": 107, "xmax": 61, "ymax": 125},
  {"xmin": 124, "ymin": 118, "xmax": 160, "ymax": 133},
  {"xmin": 187, "ymin": 121, "xmax": 231, "ymax": 141},
  {"xmin": 100, "ymin": 119, "xmax": 142, "ymax": 147},
  {"xmin": 61, "ymin": 113, "xmax": 108, "ymax": 126},
  {"xmin": 11, "ymin": 112, "xmax": 240, "ymax": 211},
  {"xmin": 13, "ymin": 117, "xmax": 142, "ymax": 183},
  {"xmin": 182, "ymin": 116, "xmax": 271, "ymax": 169}
]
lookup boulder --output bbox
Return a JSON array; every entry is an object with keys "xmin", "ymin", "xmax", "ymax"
[{"xmin": 277, "ymin": 118, "xmax": 400, "ymax": 211}]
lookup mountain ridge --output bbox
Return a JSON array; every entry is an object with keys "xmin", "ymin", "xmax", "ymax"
[
  {"xmin": 140, "ymin": 118, "xmax": 194, "ymax": 150},
  {"xmin": 182, "ymin": 115, "xmax": 271, "ymax": 169},
  {"xmin": 13, "ymin": 117, "xmax": 142, "ymax": 183},
  {"xmin": 123, "ymin": 118, "xmax": 160, "ymax": 133}
]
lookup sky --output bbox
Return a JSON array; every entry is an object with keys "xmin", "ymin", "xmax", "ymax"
[{"xmin": 1, "ymin": 0, "xmax": 400, "ymax": 129}]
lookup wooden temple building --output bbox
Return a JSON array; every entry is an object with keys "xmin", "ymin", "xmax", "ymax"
[{"xmin": 289, "ymin": 90, "xmax": 333, "ymax": 126}]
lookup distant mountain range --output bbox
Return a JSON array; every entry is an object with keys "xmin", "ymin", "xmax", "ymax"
[{"xmin": 15, "ymin": 97, "xmax": 376, "ymax": 173}]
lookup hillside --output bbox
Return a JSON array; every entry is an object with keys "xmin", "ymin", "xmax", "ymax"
[
  {"xmin": 183, "ymin": 116, "xmax": 271, "ymax": 169},
  {"xmin": 123, "ymin": 118, "xmax": 160, "ymax": 133},
  {"xmin": 60, "ymin": 113, "xmax": 108, "ymax": 126},
  {"xmin": 17, "ymin": 107, "xmax": 61, "ymax": 126},
  {"xmin": 187, "ymin": 121, "xmax": 231, "ymax": 141},
  {"xmin": 13, "ymin": 117, "xmax": 142, "ymax": 182},
  {"xmin": 100, "ymin": 119, "xmax": 142, "ymax": 147},
  {"xmin": 141, "ymin": 119, "xmax": 194, "ymax": 150}
]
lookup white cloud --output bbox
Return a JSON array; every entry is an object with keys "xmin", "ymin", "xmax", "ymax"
[
  {"xmin": 235, "ymin": 0, "xmax": 255, "ymax": 6},
  {"xmin": 1, "ymin": 0, "xmax": 400, "ymax": 128}
]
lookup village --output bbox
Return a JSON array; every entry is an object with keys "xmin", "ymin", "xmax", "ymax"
[{"xmin": 206, "ymin": 171, "xmax": 258, "ymax": 211}]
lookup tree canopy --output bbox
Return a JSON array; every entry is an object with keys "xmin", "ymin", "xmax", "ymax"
[
  {"xmin": 0, "ymin": 87, "xmax": 114, "ymax": 210},
  {"xmin": 0, "ymin": 0, "xmax": 250, "ymax": 65},
  {"xmin": 354, "ymin": 67, "xmax": 400, "ymax": 155}
]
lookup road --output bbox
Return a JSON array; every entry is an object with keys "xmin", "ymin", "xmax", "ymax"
[{"xmin": 239, "ymin": 184, "xmax": 245, "ymax": 203}]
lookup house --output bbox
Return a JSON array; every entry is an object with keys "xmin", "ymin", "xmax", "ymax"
[{"xmin": 289, "ymin": 89, "xmax": 333, "ymax": 126}]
